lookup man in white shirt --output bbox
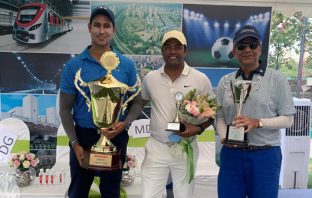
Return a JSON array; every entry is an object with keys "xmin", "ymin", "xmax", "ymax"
[{"xmin": 124, "ymin": 30, "xmax": 214, "ymax": 198}]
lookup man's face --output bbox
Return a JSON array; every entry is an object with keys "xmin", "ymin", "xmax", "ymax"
[
  {"xmin": 162, "ymin": 38, "xmax": 186, "ymax": 66},
  {"xmin": 88, "ymin": 14, "xmax": 115, "ymax": 48},
  {"xmin": 233, "ymin": 37, "xmax": 262, "ymax": 67}
]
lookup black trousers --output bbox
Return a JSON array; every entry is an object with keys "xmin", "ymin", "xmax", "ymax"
[{"xmin": 68, "ymin": 125, "xmax": 128, "ymax": 198}]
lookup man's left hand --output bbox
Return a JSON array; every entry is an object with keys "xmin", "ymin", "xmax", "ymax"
[{"xmin": 178, "ymin": 123, "xmax": 202, "ymax": 138}]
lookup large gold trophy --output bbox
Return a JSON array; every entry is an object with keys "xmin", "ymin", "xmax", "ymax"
[{"xmin": 74, "ymin": 51, "xmax": 141, "ymax": 170}]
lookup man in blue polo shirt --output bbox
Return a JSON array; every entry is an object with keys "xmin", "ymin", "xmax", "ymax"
[
  {"xmin": 216, "ymin": 25, "xmax": 296, "ymax": 198},
  {"xmin": 59, "ymin": 6, "xmax": 137, "ymax": 198}
]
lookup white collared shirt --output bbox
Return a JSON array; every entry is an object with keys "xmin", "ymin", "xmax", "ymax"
[{"xmin": 141, "ymin": 62, "xmax": 214, "ymax": 142}]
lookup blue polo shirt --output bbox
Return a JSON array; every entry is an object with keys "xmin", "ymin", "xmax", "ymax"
[{"xmin": 60, "ymin": 46, "xmax": 138, "ymax": 128}]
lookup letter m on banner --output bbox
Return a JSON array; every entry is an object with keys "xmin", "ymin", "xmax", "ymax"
[{"xmin": 128, "ymin": 119, "xmax": 150, "ymax": 138}]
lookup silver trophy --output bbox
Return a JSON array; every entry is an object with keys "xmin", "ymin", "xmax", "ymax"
[
  {"xmin": 166, "ymin": 92, "xmax": 185, "ymax": 132},
  {"xmin": 224, "ymin": 80, "xmax": 252, "ymax": 145}
]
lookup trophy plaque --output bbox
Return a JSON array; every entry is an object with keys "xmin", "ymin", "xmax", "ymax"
[
  {"xmin": 166, "ymin": 92, "xmax": 185, "ymax": 132},
  {"xmin": 224, "ymin": 80, "xmax": 252, "ymax": 146},
  {"xmin": 74, "ymin": 51, "xmax": 141, "ymax": 171}
]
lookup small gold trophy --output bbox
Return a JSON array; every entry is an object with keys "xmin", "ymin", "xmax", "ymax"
[
  {"xmin": 224, "ymin": 80, "xmax": 252, "ymax": 146},
  {"xmin": 74, "ymin": 51, "xmax": 141, "ymax": 170}
]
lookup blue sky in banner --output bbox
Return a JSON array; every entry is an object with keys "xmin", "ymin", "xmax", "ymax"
[{"xmin": 1, "ymin": 94, "xmax": 56, "ymax": 116}]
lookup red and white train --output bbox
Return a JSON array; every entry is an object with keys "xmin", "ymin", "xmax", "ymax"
[{"xmin": 12, "ymin": 3, "xmax": 72, "ymax": 44}]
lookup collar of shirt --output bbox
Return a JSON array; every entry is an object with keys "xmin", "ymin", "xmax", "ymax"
[
  {"xmin": 79, "ymin": 45, "xmax": 121, "ymax": 83},
  {"xmin": 80, "ymin": 45, "xmax": 116, "ymax": 61},
  {"xmin": 159, "ymin": 61, "xmax": 191, "ymax": 77},
  {"xmin": 235, "ymin": 63, "xmax": 266, "ymax": 80}
]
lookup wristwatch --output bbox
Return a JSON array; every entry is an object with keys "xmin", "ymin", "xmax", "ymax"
[
  {"xmin": 257, "ymin": 119, "xmax": 264, "ymax": 128},
  {"xmin": 71, "ymin": 140, "xmax": 79, "ymax": 146}
]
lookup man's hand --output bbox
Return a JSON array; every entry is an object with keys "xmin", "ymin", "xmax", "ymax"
[
  {"xmin": 99, "ymin": 121, "xmax": 128, "ymax": 139},
  {"xmin": 178, "ymin": 123, "xmax": 202, "ymax": 138},
  {"xmin": 72, "ymin": 143, "xmax": 84, "ymax": 166},
  {"xmin": 233, "ymin": 115, "xmax": 259, "ymax": 132}
]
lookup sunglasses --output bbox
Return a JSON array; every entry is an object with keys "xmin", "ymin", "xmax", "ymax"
[{"xmin": 236, "ymin": 42, "xmax": 259, "ymax": 51}]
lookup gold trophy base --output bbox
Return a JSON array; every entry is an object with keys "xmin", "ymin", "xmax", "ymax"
[{"xmin": 82, "ymin": 149, "xmax": 121, "ymax": 171}]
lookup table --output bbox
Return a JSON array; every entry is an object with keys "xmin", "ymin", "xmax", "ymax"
[
  {"xmin": 1, "ymin": 165, "xmax": 70, "ymax": 198},
  {"xmin": 1, "ymin": 141, "xmax": 219, "ymax": 197}
]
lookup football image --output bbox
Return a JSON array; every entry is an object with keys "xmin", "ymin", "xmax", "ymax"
[{"xmin": 211, "ymin": 37, "xmax": 234, "ymax": 62}]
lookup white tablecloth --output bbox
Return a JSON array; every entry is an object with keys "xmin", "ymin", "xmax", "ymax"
[{"xmin": 0, "ymin": 166, "xmax": 70, "ymax": 198}]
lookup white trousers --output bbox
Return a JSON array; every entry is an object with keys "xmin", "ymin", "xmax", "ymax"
[{"xmin": 141, "ymin": 137, "xmax": 199, "ymax": 198}]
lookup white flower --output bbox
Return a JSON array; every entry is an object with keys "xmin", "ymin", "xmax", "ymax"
[
  {"xmin": 23, "ymin": 160, "xmax": 30, "ymax": 169},
  {"xmin": 19, "ymin": 154, "xmax": 25, "ymax": 161}
]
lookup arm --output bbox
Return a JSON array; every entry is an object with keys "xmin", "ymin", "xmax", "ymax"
[
  {"xmin": 179, "ymin": 118, "xmax": 214, "ymax": 138},
  {"xmin": 59, "ymin": 91, "xmax": 77, "ymax": 143},
  {"xmin": 198, "ymin": 118, "xmax": 214, "ymax": 133},
  {"xmin": 261, "ymin": 115, "xmax": 294, "ymax": 129},
  {"xmin": 124, "ymin": 95, "xmax": 149, "ymax": 123},
  {"xmin": 233, "ymin": 115, "xmax": 294, "ymax": 132},
  {"xmin": 215, "ymin": 76, "xmax": 227, "ymax": 143},
  {"xmin": 59, "ymin": 91, "xmax": 84, "ymax": 166},
  {"xmin": 216, "ymin": 117, "xmax": 227, "ymax": 143},
  {"xmin": 101, "ymin": 95, "xmax": 149, "ymax": 139}
]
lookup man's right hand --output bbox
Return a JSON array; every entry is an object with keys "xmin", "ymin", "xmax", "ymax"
[
  {"xmin": 72, "ymin": 143, "xmax": 84, "ymax": 166},
  {"xmin": 99, "ymin": 121, "xmax": 128, "ymax": 139}
]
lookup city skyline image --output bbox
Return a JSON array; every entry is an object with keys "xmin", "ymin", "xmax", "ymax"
[
  {"xmin": 1, "ymin": 94, "xmax": 59, "ymax": 127},
  {"xmin": 92, "ymin": 1, "xmax": 182, "ymax": 55}
]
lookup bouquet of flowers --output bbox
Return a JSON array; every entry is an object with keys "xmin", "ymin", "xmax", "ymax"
[
  {"xmin": 173, "ymin": 89, "xmax": 218, "ymax": 183},
  {"xmin": 178, "ymin": 88, "xmax": 218, "ymax": 125},
  {"xmin": 8, "ymin": 151, "xmax": 39, "ymax": 171}
]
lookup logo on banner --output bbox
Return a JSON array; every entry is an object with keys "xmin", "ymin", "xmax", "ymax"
[
  {"xmin": 0, "ymin": 126, "xmax": 17, "ymax": 164},
  {"xmin": 128, "ymin": 119, "xmax": 150, "ymax": 138}
]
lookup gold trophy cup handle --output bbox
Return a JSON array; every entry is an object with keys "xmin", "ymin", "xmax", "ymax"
[{"xmin": 74, "ymin": 69, "xmax": 92, "ymax": 111}]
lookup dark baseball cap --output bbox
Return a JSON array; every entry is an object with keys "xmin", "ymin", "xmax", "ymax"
[
  {"xmin": 233, "ymin": 25, "xmax": 261, "ymax": 44},
  {"xmin": 89, "ymin": 6, "xmax": 115, "ymax": 26}
]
